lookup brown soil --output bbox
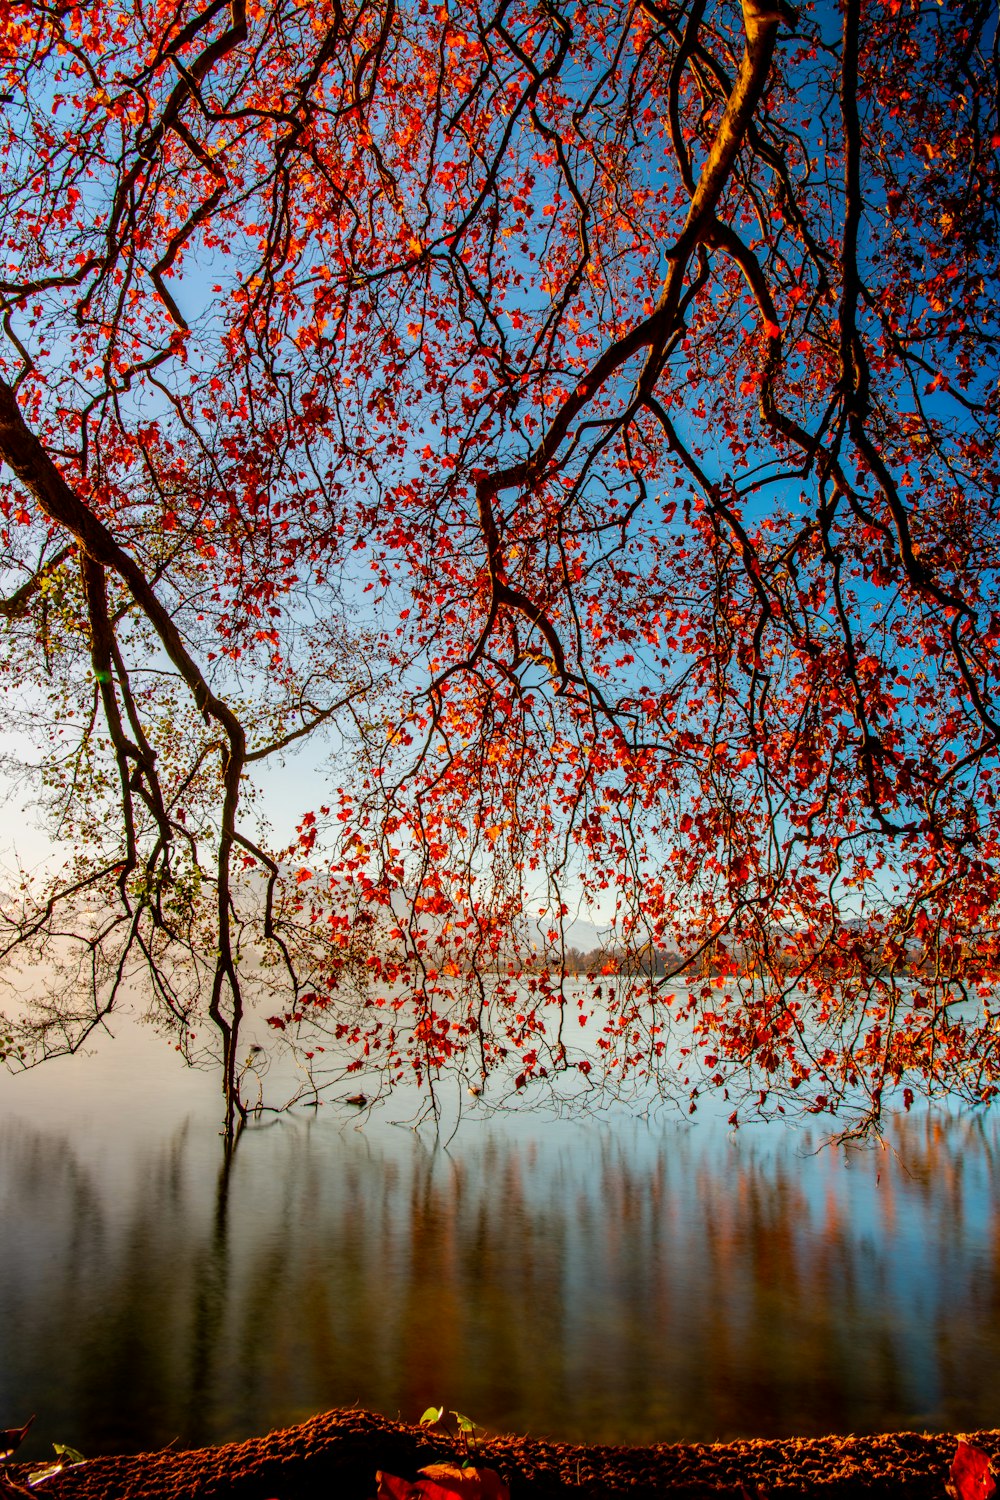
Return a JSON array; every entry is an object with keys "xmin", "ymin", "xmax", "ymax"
[{"xmin": 6, "ymin": 1408, "xmax": 995, "ymax": 1500}]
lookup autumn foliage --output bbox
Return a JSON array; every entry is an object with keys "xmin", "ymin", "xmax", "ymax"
[
  {"xmin": 378, "ymin": 1465, "xmax": 509, "ymax": 1500},
  {"xmin": 0, "ymin": 0, "xmax": 998, "ymax": 1132},
  {"xmin": 950, "ymin": 1443, "xmax": 998, "ymax": 1500}
]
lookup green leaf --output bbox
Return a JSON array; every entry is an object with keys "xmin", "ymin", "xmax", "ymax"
[
  {"xmin": 53, "ymin": 1444, "xmax": 85, "ymax": 1464},
  {"xmin": 419, "ymin": 1407, "xmax": 444, "ymax": 1427},
  {"xmin": 452, "ymin": 1413, "xmax": 478, "ymax": 1433},
  {"xmin": 28, "ymin": 1444, "xmax": 86, "ymax": 1483}
]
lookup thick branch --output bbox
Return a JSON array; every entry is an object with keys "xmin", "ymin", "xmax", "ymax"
[
  {"xmin": 0, "ymin": 378, "xmax": 248, "ymax": 1125},
  {"xmin": 476, "ymin": 0, "xmax": 790, "ymax": 657}
]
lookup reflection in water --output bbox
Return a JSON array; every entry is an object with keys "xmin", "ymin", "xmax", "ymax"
[{"xmin": 2, "ymin": 1060, "xmax": 1000, "ymax": 1460}]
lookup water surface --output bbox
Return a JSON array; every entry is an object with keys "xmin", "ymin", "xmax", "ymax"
[{"xmin": 2, "ymin": 1022, "xmax": 999, "ymax": 1462}]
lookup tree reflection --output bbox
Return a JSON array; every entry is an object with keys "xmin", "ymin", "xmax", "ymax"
[{"xmin": 2, "ymin": 1108, "xmax": 1000, "ymax": 1457}]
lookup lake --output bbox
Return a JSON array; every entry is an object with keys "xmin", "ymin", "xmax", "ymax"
[{"xmin": 2, "ymin": 1018, "xmax": 1000, "ymax": 1467}]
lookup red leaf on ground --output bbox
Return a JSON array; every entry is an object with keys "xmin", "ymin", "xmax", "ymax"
[
  {"xmin": 377, "ymin": 1465, "xmax": 510, "ymax": 1500},
  {"xmin": 377, "ymin": 1473, "xmax": 420, "ymax": 1500},
  {"xmin": 949, "ymin": 1442, "xmax": 996, "ymax": 1500}
]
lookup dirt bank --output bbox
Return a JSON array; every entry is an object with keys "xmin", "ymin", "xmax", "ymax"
[{"xmin": 8, "ymin": 1408, "xmax": 996, "ymax": 1500}]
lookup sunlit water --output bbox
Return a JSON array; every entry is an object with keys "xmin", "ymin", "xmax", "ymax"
[{"xmin": 2, "ymin": 1019, "xmax": 1000, "ymax": 1463}]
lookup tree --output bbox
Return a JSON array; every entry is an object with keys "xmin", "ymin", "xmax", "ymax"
[{"xmin": 0, "ymin": 0, "xmax": 997, "ymax": 1135}]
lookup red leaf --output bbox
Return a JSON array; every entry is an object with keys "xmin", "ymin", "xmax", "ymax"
[
  {"xmin": 949, "ymin": 1442, "xmax": 996, "ymax": 1500},
  {"xmin": 378, "ymin": 1473, "xmax": 420, "ymax": 1500},
  {"xmin": 377, "ymin": 1467, "xmax": 510, "ymax": 1500},
  {"xmin": 419, "ymin": 1464, "xmax": 510, "ymax": 1500}
]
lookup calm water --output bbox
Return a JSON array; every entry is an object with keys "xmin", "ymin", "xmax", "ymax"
[{"xmin": 2, "ymin": 1021, "xmax": 1000, "ymax": 1464}]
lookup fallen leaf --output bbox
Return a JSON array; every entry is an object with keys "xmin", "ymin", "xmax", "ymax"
[
  {"xmin": 377, "ymin": 1473, "xmax": 420, "ymax": 1500},
  {"xmin": 949, "ymin": 1441, "xmax": 996, "ymax": 1500},
  {"xmin": 376, "ymin": 1464, "xmax": 510, "ymax": 1500},
  {"xmin": 420, "ymin": 1464, "xmax": 509, "ymax": 1500}
]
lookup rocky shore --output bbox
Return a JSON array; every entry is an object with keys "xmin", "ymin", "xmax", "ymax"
[{"xmin": 5, "ymin": 1407, "xmax": 996, "ymax": 1500}]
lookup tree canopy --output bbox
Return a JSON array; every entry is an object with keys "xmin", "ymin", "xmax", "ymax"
[{"xmin": 0, "ymin": 0, "xmax": 998, "ymax": 1134}]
